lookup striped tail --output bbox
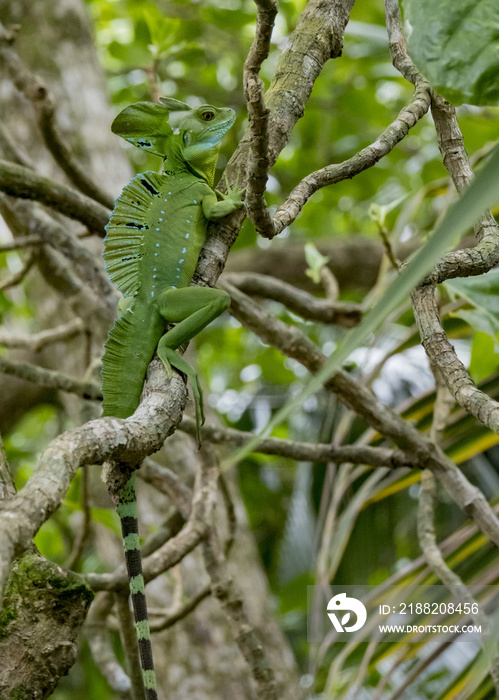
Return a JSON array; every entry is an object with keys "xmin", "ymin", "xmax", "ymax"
[
  {"xmin": 102, "ymin": 301, "xmax": 163, "ymax": 697},
  {"xmin": 117, "ymin": 475, "xmax": 158, "ymax": 699}
]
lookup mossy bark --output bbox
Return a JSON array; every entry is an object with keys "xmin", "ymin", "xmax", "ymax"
[{"xmin": 0, "ymin": 552, "xmax": 93, "ymax": 699}]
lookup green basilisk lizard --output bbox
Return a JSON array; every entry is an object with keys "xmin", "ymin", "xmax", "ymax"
[{"xmin": 101, "ymin": 97, "xmax": 244, "ymax": 699}]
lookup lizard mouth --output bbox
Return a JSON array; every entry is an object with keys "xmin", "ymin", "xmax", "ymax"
[{"xmin": 206, "ymin": 114, "xmax": 236, "ymax": 134}]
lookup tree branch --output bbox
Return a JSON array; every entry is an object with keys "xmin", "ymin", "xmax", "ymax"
[
  {"xmin": 384, "ymin": 1, "xmax": 499, "ymax": 439},
  {"xmin": 87, "ymin": 439, "xmax": 218, "ymax": 591},
  {"xmin": 0, "ymin": 318, "xmax": 85, "ymax": 351},
  {"xmin": 197, "ymin": 0, "xmax": 356, "ymax": 280},
  {"xmin": 0, "ymin": 22, "xmax": 115, "ymax": 209},
  {"xmin": 0, "ymin": 361, "xmax": 187, "ymax": 597},
  {"xmin": 221, "ymin": 280, "xmax": 499, "ymax": 547},
  {"xmin": 180, "ymin": 415, "xmax": 414, "ymax": 468},
  {"xmin": 0, "ymin": 159, "xmax": 110, "ymax": 234},
  {"xmin": 149, "ymin": 584, "xmax": 211, "ymax": 633},
  {"xmin": 223, "ymin": 271, "xmax": 362, "ymax": 326},
  {"xmin": 202, "ymin": 527, "xmax": 278, "ymax": 700},
  {"xmin": 86, "ymin": 592, "xmax": 132, "ymax": 698},
  {"xmin": 243, "ymin": 0, "xmax": 278, "ymax": 237},
  {"xmin": 271, "ymin": 77, "xmax": 431, "ymax": 234},
  {"xmin": 0, "ymin": 249, "xmax": 37, "ymax": 291},
  {"xmin": 0, "ymin": 356, "xmax": 102, "ymax": 400}
]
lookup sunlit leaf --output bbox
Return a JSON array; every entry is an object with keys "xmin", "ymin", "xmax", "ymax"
[{"xmin": 403, "ymin": 0, "xmax": 499, "ymax": 105}]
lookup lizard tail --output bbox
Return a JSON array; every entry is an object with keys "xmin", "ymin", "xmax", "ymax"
[
  {"xmin": 101, "ymin": 301, "xmax": 164, "ymax": 419},
  {"xmin": 117, "ymin": 474, "xmax": 158, "ymax": 700}
]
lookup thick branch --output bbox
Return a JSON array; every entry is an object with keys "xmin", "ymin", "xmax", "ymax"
[
  {"xmin": 203, "ymin": 528, "xmax": 277, "ymax": 700},
  {"xmin": 197, "ymin": 0, "xmax": 356, "ymax": 281},
  {"xmin": 0, "ymin": 362, "xmax": 187, "ymax": 597}
]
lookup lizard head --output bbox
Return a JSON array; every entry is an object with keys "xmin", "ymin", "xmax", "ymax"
[{"xmin": 111, "ymin": 98, "xmax": 236, "ymax": 183}]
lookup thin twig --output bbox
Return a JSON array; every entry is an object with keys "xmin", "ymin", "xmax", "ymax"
[
  {"xmin": 149, "ymin": 583, "xmax": 211, "ymax": 633},
  {"xmin": 0, "ymin": 356, "xmax": 102, "ymax": 400},
  {"xmin": 0, "ymin": 235, "xmax": 44, "ymax": 251},
  {"xmin": 0, "ymin": 249, "xmax": 37, "ymax": 291},
  {"xmin": 64, "ymin": 464, "xmax": 92, "ymax": 571},
  {"xmin": 219, "ymin": 474, "xmax": 237, "ymax": 555},
  {"xmin": 0, "ymin": 123, "xmax": 34, "ymax": 169},
  {"xmin": 320, "ymin": 266, "xmax": 340, "ymax": 302},
  {"xmin": 243, "ymin": 0, "xmax": 278, "ymax": 237},
  {"xmin": 139, "ymin": 458, "xmax": 193, "ymax": 520},
  {"xmin": 0, "ymin": 318, "xmax": 85, "ymax": 351},
  {"xmin": 270, "ymin": 78, "xmax": 431, "ymax": 236},
  {"xmin": 180, "ymin": 415, "xmax": 413, "ymax": 468},
  {"xmin": 223, "ymin": 272, "xmax": 362, "ymax": 327},
  {"xmin": 140, "ymin": 512, "xmax": 186, "ymax": 559},
  {"xmin": 0, "ymin": 434, "xmax": 16, "ymax": 503}
]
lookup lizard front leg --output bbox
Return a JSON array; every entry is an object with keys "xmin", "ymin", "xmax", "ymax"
[
  {"xmin": 154, "ymin": 286, "xmax": 231, "ymax": 445},
  {"xmin": 202, "ymin": 173, "xmax": 245, "ymax": 220}
]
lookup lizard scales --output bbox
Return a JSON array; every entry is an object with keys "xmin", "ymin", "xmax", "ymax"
[{"xmin": 101, "ymin": 97, "xmax": 243, "ymax": 699}]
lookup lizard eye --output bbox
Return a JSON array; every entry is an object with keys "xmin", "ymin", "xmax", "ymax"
[{"xmin": 201, "ymin": 110, "xmax": 215, "ymax": 122}]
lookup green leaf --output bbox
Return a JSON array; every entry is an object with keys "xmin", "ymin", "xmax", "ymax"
[
  {"xmin": 444, "ymin": 267, "xmax": 499, "ymax": 341},
  {"xmin": 469, "ymin": 331, "xmax": 499, "ymax": 383},
  {"xmin": 304, "ymin": 242, "xmax": 329, "ymax": 284},
  {"xmin": 403, "ymin": 0, "xmax": 499, "ymax": 105},
  {"xmin": 223, "ymin": 144, "xmax": 499, "ymax": 469}
]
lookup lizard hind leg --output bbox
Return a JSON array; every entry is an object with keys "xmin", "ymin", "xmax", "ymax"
[
  {"xmin": 154, "ymin": 286, "xmax": 231, "ymax": 445},
  {"xmin": 157, "ymin": 342, "xmax": 205, "ymax": 442}
]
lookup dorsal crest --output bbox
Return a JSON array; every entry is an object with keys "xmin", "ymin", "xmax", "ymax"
[{"xmin": 103, "ymin": 171, "xmax": 164, "ymax": 296}]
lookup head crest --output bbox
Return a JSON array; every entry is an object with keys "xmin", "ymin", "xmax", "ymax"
[{"xmin": 111, "ymin": 100, "xmax": 188, "ymax": 156}]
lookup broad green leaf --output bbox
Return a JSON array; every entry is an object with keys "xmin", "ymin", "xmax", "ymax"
[
  {"xmin": 444, "ymin": 267, "xmax": 499, "ymax": 341},
  {"xmin": 403, "ymin": 0, "xmax": 499, "ymax": 105},
  {"xmin": 223, "ymin": 144, "xmax": 499, "ymax": 469},
  {"xmin": 469, "ymin": 331, "xmax": 499, "ymax": 383}
]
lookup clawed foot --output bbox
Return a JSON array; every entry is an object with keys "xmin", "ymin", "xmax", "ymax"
[{"xmin": 216, "ymin": 170, "xmax": 246, "ymax": 207}]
